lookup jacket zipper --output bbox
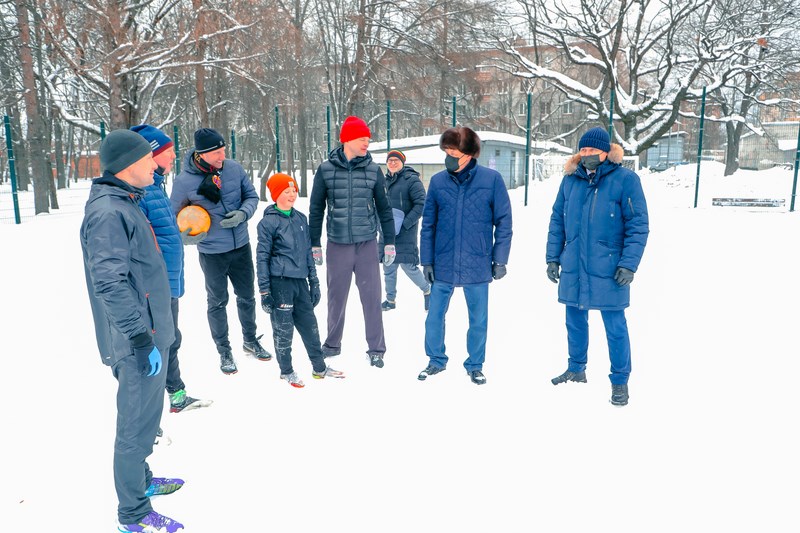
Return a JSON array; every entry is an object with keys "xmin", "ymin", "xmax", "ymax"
[
  {"xmin": 628, "ymin": 197, "xmax": 635, "ymax": 215},
  {"xmin": 590, "ymin": 188, "xmax": 598, "ymax": 220}
]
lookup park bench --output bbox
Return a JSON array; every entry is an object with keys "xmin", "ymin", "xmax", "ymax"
[{"xmin": 711, "ymin": 198, "xmax": 785, "ymax": 208}]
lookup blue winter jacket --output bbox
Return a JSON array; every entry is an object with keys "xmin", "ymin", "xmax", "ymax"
[
  {"xmin": 420, "ymin": 161, "xmax": 513, "ymax": 286},
  {"xmin": 546, "ymin": 147, "xmax": 649, "ymax": 310},
  {"xmin": 139, "ymin": 172, "xmax": 184, "ymax": 298},
  {"xmin": 170, "ymin": 151, "xmax": 259, "ymax": 254}
]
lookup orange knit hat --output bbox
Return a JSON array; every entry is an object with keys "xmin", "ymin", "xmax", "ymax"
[{"xmin": 268, "ymin": 173, "xmax": 298, "ymax": 201}]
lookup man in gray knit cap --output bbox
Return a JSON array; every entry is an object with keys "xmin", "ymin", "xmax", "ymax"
[{"xmin": 81, "ymin": 129, "xmax": 185, "ymax": 532}]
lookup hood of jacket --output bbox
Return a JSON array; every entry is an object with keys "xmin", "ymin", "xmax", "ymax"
[{"xmin": 563, "ymin": 143, "xmax": 625, "ymax": 175}]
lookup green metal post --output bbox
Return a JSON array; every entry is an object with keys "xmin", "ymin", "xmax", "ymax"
[
  {"xmin": 231, "ymin": 129, "xmax": 236, "ymax": 160},
  {"xmin": 387, "ymin": 100, "xmax": 391, "ymax": 151},
  {"xmin": 275, "ymin": 106, "xmax": 281, "ymax": 173},
  {"xmin": 694, "ymin": 87, "xmax": 707, "ymax": 209},
  {"xmin": 100, "ymin": 121, "xmax": 106, "ymax": 140},
  {"xmin": 524, "ymin": 92, "xmax": 532, "ymax": 207},
  {"xmin": 3, "ymin": 115, "xmax": 21, "ymax": 224},
  {"xmin": 791, "ymin": 123, "xmax": 800, "ymax": 212},
  {"xmin": 326, "ymin": 105, "xmax": 331, "ymax": 154},
  {"xmin": 173, "ymin": 125, "xmax": 180, "ymax": 174},
  {"xmin": 608, "ymin": 89, "xmax": 615, "ymax": 137},
  {"xmin": 452, "ymin": 96, "xmax": 456, "ymax": 127}
]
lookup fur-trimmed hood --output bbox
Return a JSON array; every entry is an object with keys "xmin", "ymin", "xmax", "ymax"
[{"xmin": 564, "ymin": 143, "xmax": 624, "ymax": 174}]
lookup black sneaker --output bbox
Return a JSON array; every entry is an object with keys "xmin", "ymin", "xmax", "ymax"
[
  {"xmin": 424, "ymin": 290, "xmax": 431, "ymax": 311},
  {"xmin": 381, "ymin": 300, "xmax": 396, "ymax": 311},
  {"xmin": 243, "ymin": 335, "xmax": 272, "ymax": 361},
  {"xmin": 220, "ymin": 351, "xmax": 238, "ymax": 375},
  {"xmin": 611, "ymin": 384, "xmax": 629, "ymax": 406},
  {"xmin": 368, "ymin": 353, "xmax": 384, "ymax": 368},
  {"xmin": 551, "ymin": 370, "xmax": 587, "ymax": 385},
  {"xmin": 418, "ymin": 364, "xmax": 445, "ymax": 381},
  {"xmin": 469, "ymin": 370, "xmax": 487, "ymax": 385}
]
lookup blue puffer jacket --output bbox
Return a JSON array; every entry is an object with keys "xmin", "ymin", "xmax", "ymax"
[
  {"xmin": 546, "ymin": 145, "xmax": 649, "ymax": 311},
  {"xmin": 139, "ymin": 172, "xmax": 184, "ymax": 298},
  {"xmin": 420, "ymin": 161, "xmax": 513, "ymax": 286},
  {"xmin": 170, "ymin": 151, "xmax": 259, "ymax": 254}
]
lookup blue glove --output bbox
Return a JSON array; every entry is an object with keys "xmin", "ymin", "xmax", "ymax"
[
  {"xmin": 220, "ymin": 210, "xmax": 246, "ymax": 229},
  {"xmin": 131, "ymin": 332, "xmax": 162, "ymax": 377}
]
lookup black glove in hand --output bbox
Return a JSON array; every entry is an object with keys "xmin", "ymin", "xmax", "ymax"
[
  {"xmin": 492, "ymin": 263, "xmax": 507, "ymax": 280},
  {"xmin": 546, "ymin": 262, "xmax": 560, "ymax": 283},
  {"xmin": 131, "ymin": 331, "xmax": 160, "ymax": 376},
  {"xmin": 614, "ymin": 267, "xmax": 635, "ymax": 286},
  {"xmin": 309, "ymin": 278, "xmax": 321, "ymax": 307},
  {"xmin": 422, "ymin": 265, "xmax": 434, "ymax": 284},
  {"xmin": 261, "ymin": 292, "xmax": 275, "ymax": 314},
  {"xmin": 219, "ymin": 210, "xmax": 246, "ymax": 229},
  {"xmin": 180, "ymin": 228, "xmax": 207, "ymax": 245}
]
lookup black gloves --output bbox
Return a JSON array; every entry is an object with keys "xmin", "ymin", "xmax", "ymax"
[
  {"xmin": 546, "ymin": 262, "xmax": 560, "ymax": 283},
  {"xmin": 180, "ymin": 228, "xmax": 207, "ymax": 245},
  {"xmin": 614, "ymin": 267, "xmax": 634, "ymax": 286},
  {"xmin": 309, "ymin": 277, "xmax": 321, "ymax": 307},
  {"xmin": 261, "ymin": 292, "xmax": 275, "ymax": 314},
  {"xmin": 422, "ymin": 265, "xmax": 434, "ymax": 284},
  {"xmin": 492, "ymin": 263, "xmax": 507, "ymax": 280}
]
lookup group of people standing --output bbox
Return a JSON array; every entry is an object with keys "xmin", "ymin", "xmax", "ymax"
[{"xmin": 80, "ymin": 116, "xmax": 647, "ymax": 532}]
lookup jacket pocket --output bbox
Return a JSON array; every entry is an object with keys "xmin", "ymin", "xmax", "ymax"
[
  {"xmin": 588, "ymin": 241, "xmax": 622, "ymax": 278},
  {"xmin": 559, "ymin": 238, "xmax": 578, "ymax": 273}
]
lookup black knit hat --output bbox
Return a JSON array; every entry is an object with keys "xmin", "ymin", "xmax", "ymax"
[
  {"xmin": 194, "ymin": 127, "xmax": 226, "ymax": 154},
  {"xmin": 100, "ymin": 129, "xmax": 153, "ymax": 174}
]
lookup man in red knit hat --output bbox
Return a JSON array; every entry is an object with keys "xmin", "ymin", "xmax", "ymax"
[{"xmin": 308, "ymin": 116, "xmax": 396, "ymax": 368}]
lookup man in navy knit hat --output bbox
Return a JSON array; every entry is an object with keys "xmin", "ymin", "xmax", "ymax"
[
  {"xmin": 546, "ymin": 126, "xmax": 649, "ymax": 407},
  {"xmin": 131, "ymin": 124, "xmax": 211, "ymax": 413},
  {"xmin": 81, "ymin": 129, "xmax": 185, "ymax": 532},
  {"xmin": 170, "ymin": 127, "xmax": 270, "ymax": 375}
]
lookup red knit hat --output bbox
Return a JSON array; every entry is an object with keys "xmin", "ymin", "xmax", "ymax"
[
  {"xmin": 339, "ymin": 116, "xmax": 371, "ymax": 143},
  {"xmin": 268, "ymin": 173, "xmax": 298, "ymax": 201}
]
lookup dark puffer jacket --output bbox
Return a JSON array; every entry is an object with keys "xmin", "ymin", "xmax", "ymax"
[
  {"xmin": 81, "ymin": 172, "xmax": 175, "ymax": 366},
  {"xmin": 255, "ymin": 205, "xmax": 318, "ymax": 293},
  {"xmin": 378, "ymin": 165, "xmax": 426, "ymax": 265},
  {"xmin": 546, "ymin": 144, "xmax": 649, "ymax": 311},
  {"xmin": 170, "ymin": 151, "xmax": 259, "ymax": 254},
  {"xmin": 420, "ymin": 162, "xmax": 513, "ymax": 286},
  {"xmin": 139, "ymin": 172, "xmax": 184, "ymax": 298},
  {"xmin": 308, "ymin": 146, "xmax": 395, "ymax": 247}
]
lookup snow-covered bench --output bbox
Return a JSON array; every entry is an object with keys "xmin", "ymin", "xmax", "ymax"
[{"xmin": 712, "ymin": 198, "xmax": 785, "ymax": 208}]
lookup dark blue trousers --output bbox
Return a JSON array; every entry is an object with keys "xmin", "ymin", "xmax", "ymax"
[
  {"xmin": 164, "ymin": 297, "xmax": 185, "ymax": 394},
  {"xmin": 565, "ymin": 305, "xmax": 631, "ymax": 385},
  {"xmin": 198, "ymin": 243, "xmax": 258, "ymax": 354},
  {"xmin": 424, "ymin": 282, "xmax": 489, "ymax": 372}
]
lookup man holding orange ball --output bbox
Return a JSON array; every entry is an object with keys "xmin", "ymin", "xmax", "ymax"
[{"xmin": 170, "ymin": 128, "xmax": 269, "ymax": 375}]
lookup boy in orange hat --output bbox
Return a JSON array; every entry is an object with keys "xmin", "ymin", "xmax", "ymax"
[{"xmin": 256, "ymin": 173, "xmax": 345, "ymax": 387}]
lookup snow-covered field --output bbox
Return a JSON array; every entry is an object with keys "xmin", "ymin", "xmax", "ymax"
[{"xmin": 2, "ymin": 160, "xmax": 799, "ymax": 532}]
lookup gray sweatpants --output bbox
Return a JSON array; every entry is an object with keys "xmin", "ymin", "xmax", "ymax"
[
  {"xmin": 324, "ymin": 239, "xmax": 386, "ymax": 356},
  {"xmin": 111, "ymin": 350, "xmax": 167, "ymax": 524}
]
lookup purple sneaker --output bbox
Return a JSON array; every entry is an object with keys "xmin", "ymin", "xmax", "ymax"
[
  {"xmin": 145, "ymin": 477, "xmax": 184, "ymax": 497},
  {"xmin": 118, "ymin": 511, "xmax": 184, "ymax": 532}
]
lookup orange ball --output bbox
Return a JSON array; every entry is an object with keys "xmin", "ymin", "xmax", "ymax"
[{"xmin": 177, "ymin": 205, "xmax": 211, "ymax": 235}]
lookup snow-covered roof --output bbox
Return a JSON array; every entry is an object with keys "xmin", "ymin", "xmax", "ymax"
[
  {"xmin": 777, "ymin": 139, "xmax": 797, "ymax": 151},
  {"xmin": 370, "ymin": 131, "xmax": 572, "ymax": 160}
]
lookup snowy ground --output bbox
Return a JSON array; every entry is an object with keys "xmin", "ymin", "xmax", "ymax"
[{"xmin": 2, "ymin": 161, "xmax": 799, "ymax": 532}]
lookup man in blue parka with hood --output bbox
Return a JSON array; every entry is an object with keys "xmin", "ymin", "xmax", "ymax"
[{"xmin": 546, "ymin": 127, "xmax": 649, "ymax": 407}]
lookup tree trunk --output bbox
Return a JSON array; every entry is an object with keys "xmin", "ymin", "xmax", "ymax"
[
  {"xmin": 54, "ymin": 113, "xmax": 66, "ymax": 188},
  {"xmin": 724, "ymin": 122, "xmax": 742, "ymax": 176},
  {"xmin": 14, "ymin": 0, "xmax": 50, "ymax": 214}
]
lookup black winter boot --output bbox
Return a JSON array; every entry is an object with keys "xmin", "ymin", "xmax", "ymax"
[
  {"xmin": 551, "ymin": 370, "xmax": 587, "ymax": 385},
  {"xmin": 611, "ymin": 384, "xmax": 629, "ymax": 406},
  {"xmin": 220, "ymin": 351, "xmax": 238, "ymax": 375}
]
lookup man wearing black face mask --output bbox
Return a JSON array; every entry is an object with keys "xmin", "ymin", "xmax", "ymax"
[
  {"xmin": 418, "ymin": 126, "xmax": 513, "ymax": 386},
  {"xmin": 546, "ymin": 126, "xmax": 649, "ymax": 407}
]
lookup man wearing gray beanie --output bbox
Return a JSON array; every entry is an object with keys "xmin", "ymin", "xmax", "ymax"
[
  {"xmin": 546, "ymin": 126, "xmax": 649, "ymax": 407},
  {"xmin": 81, "ymin": 129, "xmax": 185, "ymax": 532}
]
